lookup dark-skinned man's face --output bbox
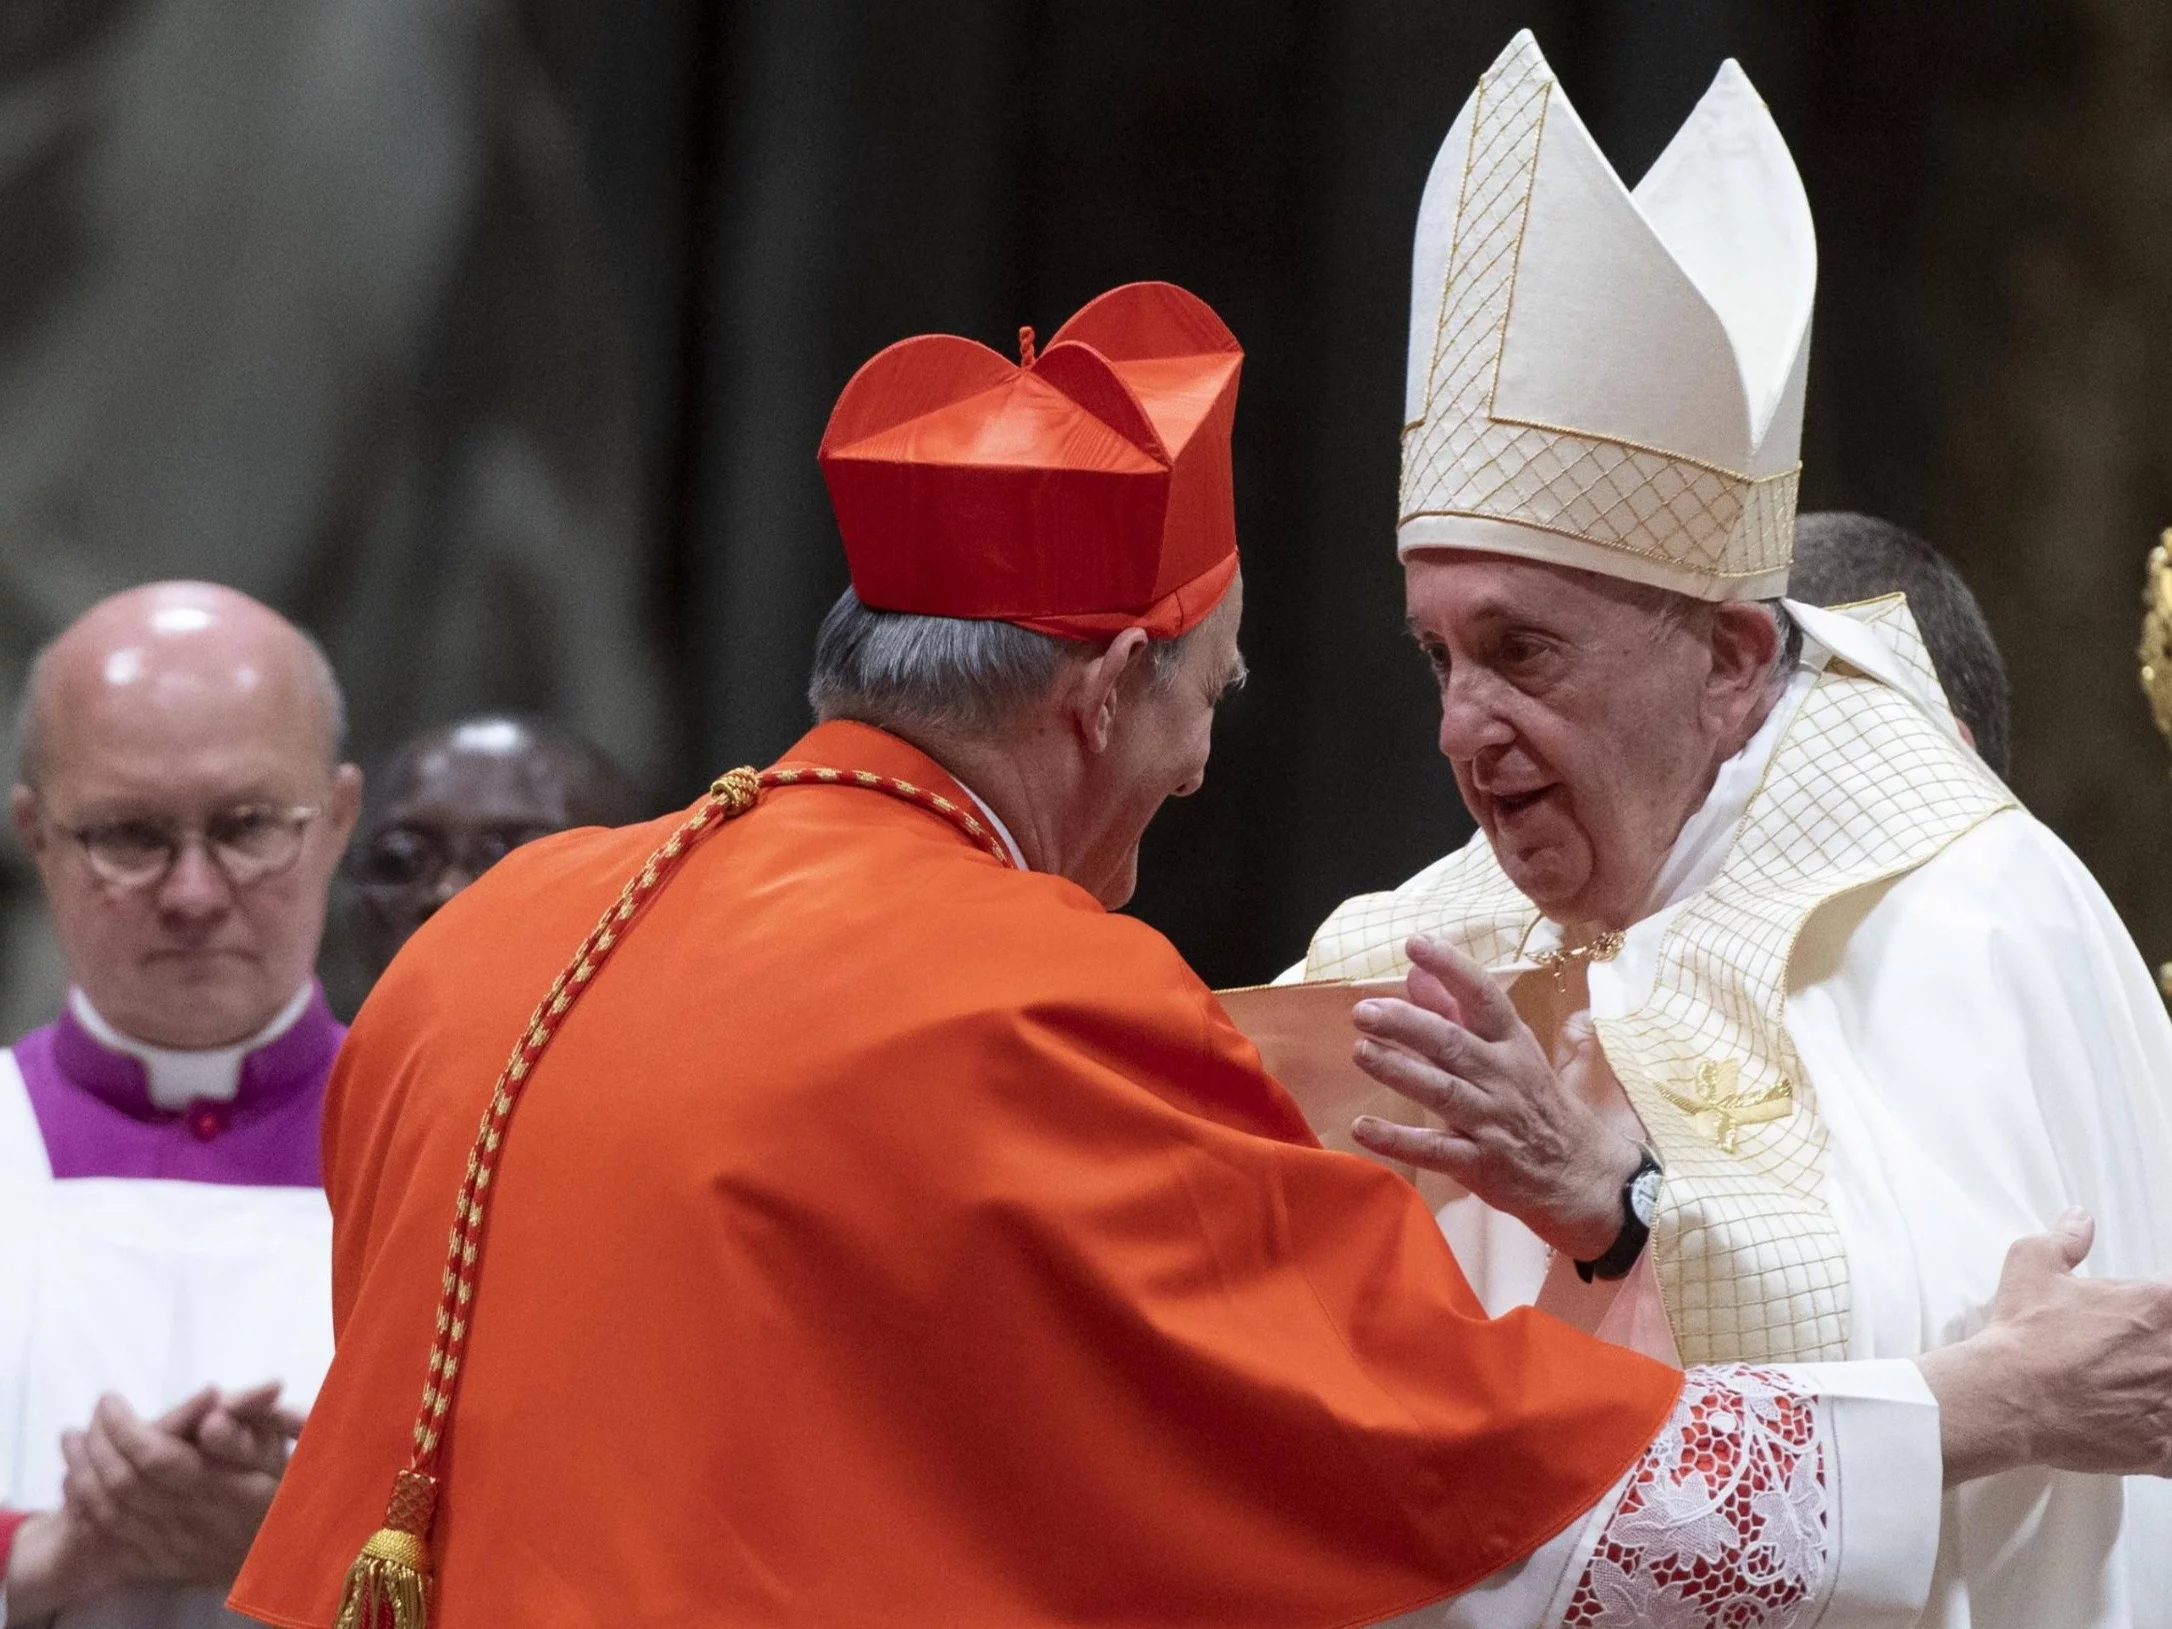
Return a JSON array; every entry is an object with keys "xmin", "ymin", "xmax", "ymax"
[{"xmin": 347, "ymin": 718, "xmax": 634, "ymax": 982}]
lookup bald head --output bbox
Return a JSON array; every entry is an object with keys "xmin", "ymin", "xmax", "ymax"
[
  {"xmin": 366, "ymin": 715, "xmax": 641, "ymax": 834},
  {"xmin": 12, "ymin": 582, "xmax": 362, "ymax": 1049},
  {"xmin": 18, "ymin": 581, "xmax": 344, "ymax": 790}
]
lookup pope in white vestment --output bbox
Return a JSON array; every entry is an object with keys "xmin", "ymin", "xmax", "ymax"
[
  {"xmin": 1299, "ymin": 598, "xmax": 2172, "ymax": 1628},
  {"xmin": 1268, "ymin": 32, "xmax": 2172, "ymax": 1629}
]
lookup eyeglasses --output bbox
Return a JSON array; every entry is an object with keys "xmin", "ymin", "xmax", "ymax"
[{"xmin": 57, "ymin": 804, "xmax": 324, "ymax": 890}]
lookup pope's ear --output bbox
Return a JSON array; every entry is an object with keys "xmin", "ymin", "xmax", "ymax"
[
  {"xmin": 1069, "ymin": 628, "xmax": 1153, "ymax": 754},
  {"xmin": 1706, "ymin": 601, "xmax": 1780, "ymax": 701}
]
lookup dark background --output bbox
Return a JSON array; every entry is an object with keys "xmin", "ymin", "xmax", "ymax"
[{"xmin": 13, "ymin": 0, "xmax": 2172, "ymax": 1003}]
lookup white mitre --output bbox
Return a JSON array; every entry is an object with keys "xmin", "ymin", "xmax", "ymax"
[{"xmin": 1400, "ymin": 30, "xmax": 1814, "ymax": 601}]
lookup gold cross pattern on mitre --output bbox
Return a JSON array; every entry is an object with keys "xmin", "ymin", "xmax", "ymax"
[{"xmin": 1658, "ymin": 1058, "xmax": 1793, "ymax": 1154}]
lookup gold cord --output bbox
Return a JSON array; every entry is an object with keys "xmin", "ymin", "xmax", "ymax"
[{"xmin": 334, "ymin": 764, "xmax": 1011, "ymax": 1627}]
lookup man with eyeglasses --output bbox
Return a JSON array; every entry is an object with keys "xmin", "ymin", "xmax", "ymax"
[
  {"xmin": 339, "ymin": 714, "xmax": 642, "ymax": 1003},
  {"xmin": 0, "ymin": 581, "xmax": 361, "ymax": 1624}
]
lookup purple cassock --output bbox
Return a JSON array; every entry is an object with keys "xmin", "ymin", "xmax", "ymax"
[{"xmin": 11, "ymin": 985, "xmax": 343, "ymax": 1187}]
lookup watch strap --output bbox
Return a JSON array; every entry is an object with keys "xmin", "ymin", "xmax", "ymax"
[{"xmin": 1575, "ymin": 1145, "xmax": 1661, "ymax": 1283}]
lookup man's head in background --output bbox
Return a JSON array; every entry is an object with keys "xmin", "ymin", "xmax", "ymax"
[
  {"xmin": 1790, "ymin": 511, "xmax": 2013, "ymax": 779},
  {"xmin": 9, "ymin": 582, "xmax": 362, "ymax": 1049},
  {"xmin": 346, "ymin": 714, "xmax": 644, "ymax": 984}
]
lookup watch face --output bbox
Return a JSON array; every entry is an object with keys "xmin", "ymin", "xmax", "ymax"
[{"xmin": 1629, "ymin": 1165, "xmax": 1662, "ymax": 1227}]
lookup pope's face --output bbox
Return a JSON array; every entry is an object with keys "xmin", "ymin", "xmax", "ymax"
[
  {"xmin": 1074, "ymin": 577, "xmax": 1248, "ymax": 909},
  {"xmin": 1404, "ymin": 553, "xmax": 1748, "ymax": 929}
]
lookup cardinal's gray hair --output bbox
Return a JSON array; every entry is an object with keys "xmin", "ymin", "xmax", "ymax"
[{"xmin": 807, "ymin": 588, "xmax": 1190, "ymax": 737}]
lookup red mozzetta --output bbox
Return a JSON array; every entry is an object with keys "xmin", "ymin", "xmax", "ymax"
[{"xmin": 231, "ymin": 721, "xmax": 1678, "ymax": 1627}]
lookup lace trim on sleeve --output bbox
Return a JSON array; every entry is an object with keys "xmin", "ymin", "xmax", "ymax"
[{"xmin": 1562, "ymin": 1364, "xmax": 1829, "ymax": 1627}]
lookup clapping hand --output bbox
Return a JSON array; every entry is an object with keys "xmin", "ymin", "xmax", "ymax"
[
  {"xmin": 56, "ymin": 1381, "xmax": 298, "ymax": 1589},
  {"xmin": 187, "ymin": 1380, "xmax": 306, "ymax": 1477},
  {"xmin": 4, "ymin": 1380, "xmax": 300, "ymax": 1616}
]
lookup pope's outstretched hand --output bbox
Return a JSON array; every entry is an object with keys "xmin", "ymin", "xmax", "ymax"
[{"xmin": 1347, "ymin": 934, "xmax": 1640, "ymax": 1260}]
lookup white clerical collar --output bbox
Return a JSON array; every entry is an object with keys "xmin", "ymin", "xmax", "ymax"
[
  {"xmin": 1631, "ymin": 598, "xmax": 1989, "ymax": 922},
  {"xmin": 951, "ymin": 778, "xmax": 1029, "ymax": 870},
  {"xmin": 1636, "ymin": 659, "xmax": 1819, "ymax": 920},
  {"xmin": 68, "ymin": 982, "xmax": 316, "ymax": 1110}
]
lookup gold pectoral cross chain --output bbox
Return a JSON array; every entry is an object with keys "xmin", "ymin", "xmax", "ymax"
[{"xmin": 1531, "ymin": 929, "xmax": 1624, "ymax": 991}]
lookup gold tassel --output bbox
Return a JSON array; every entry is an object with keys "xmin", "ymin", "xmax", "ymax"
[{"xmin": 334, "ymin": 1472, "xmax": 437, "ymax": 1629}]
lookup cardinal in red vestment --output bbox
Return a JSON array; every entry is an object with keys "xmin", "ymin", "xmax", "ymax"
[{"xmin": 231, "ymin": 282, "xmax": 2000, "ymax": 1629}]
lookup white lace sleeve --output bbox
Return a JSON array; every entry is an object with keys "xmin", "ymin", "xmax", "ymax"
[
  {"xmin": 1563, "ymin": 1365, "xmax": 1829, "ymax": 1626},
  {"xmin": 1391, "ymin": 1359, "xmax": 1934, "ymax": 1629}
]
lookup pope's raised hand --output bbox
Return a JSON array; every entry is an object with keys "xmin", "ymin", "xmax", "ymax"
[{"xmin": 1348, "ymin": 934, "xmax": 1642, "ymax": 1260}]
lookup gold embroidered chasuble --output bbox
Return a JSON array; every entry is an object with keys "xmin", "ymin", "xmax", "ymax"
[{"xmin": 1302, "ymin": 599, "xmax": 2013, "ymax": 1363}]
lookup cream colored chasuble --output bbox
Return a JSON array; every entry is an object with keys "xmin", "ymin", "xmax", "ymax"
[{"xmin": 1297, "ymin": 597, "xmax": 2172, "ymax": 1628}]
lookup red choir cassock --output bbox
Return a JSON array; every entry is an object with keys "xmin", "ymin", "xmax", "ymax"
[{"xmin": 232, "ymin": 283, "xmax": 1677, "ymax": 1628}]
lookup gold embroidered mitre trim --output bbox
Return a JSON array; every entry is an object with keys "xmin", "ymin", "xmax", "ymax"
[
  {"xmin": 1399, "ymin": 34, "xmax": 1797, "ymax": 596},
  {"xmin": 1304, "ymin": 602, "xmax": 2014, "ymax": 1363}
]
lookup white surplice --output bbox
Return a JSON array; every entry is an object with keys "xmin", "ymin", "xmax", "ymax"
[
  {"xmin": 1301, "ymin": 606, "xmax": 2172, "ymax": 1628},
  {"xmin": 0, "ymin": 1056, "xmax": 333, "ymax": 1628}
]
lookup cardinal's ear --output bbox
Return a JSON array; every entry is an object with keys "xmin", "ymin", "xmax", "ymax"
[{"xmin": 1067, "ymin": 629, "xmax": 1154, "ymax": 755}]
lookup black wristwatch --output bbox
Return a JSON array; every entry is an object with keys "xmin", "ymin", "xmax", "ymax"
[{"xmin": 1575, "ymin": 1145, "xmax": 1663, "ymax": 1283}]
